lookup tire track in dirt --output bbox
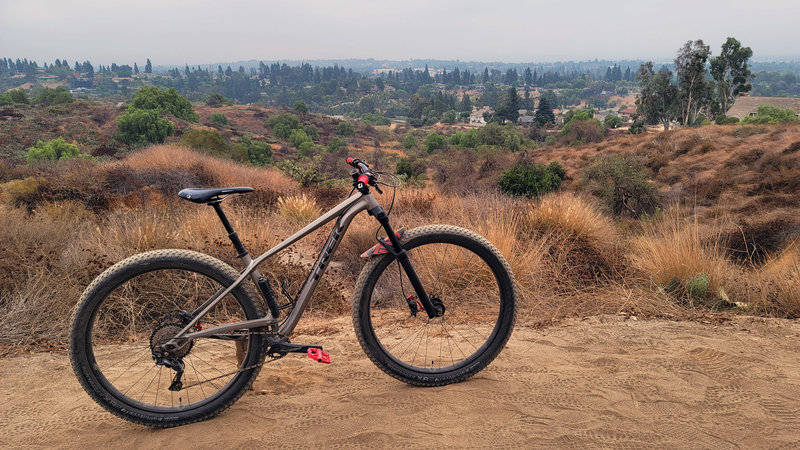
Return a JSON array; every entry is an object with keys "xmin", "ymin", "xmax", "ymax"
[{"xmin": 2, "ymin": 315, "xmax": 799, "ymax": 448}]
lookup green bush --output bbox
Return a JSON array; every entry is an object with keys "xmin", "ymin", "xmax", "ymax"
[
  {"xmin": 425, "ymin": 132, "xmax": 447, "ymax": 153},
  {"xmin": 179, "ymin": 129, "xmax": 229, "ymax": 156},
  {"xmin": 449, "ymin": 129, "xmax": 478, "ymax": 148},
  {"xmin": 328, "ymin": 136, "xmax": 347, "ymax": 153},
  {"xmin": 604, "ymin": 114, "xmax": 624, "ymax": 129},
  {"xmin": 209, "ymin": 113, "xmax": 229, "ymax": 128},
  {"xmin": 335, "ymin": 121, "xmax": 356, "ymax": 137},
  {"xmin": 115, "ymin": 108, "xmax": 175, "ymax": 146},
  {"xmin": 714, "ymin": 114, "xmax": 739, "ymax": 125},
  {"xmin": 289, "ymin": 129, "xmax": 312, "ymax": 149},
  {"xmin": 477, "ymin": 123, "xmax": 505, "ymax": 146},
  {"xmin": 33, "ymin": 87, "xmax": 74, "ymax": 105},
  {"xmin": 0, "ymin": 89, "xmax": 29, "ymax": 106},
  {"xmin": 130, "ymin": 86, "xmax": 198, "ymax": 121},
  {"xmin": 498, "ymin": 161, "xmax": 565, "ymax": 197},
  {"xmin": 205, "ymin": 93, "xmax": 233, "ymax": 107},
  {"xmin": 559, "ymin": 117, "xmax": 605, "ymax": 144},
  {"xmin": 293, "ymin": 100, "xmax": 309, "ymax": 114},
  {"xmin": 267, "ymin": 113, "xmax": 301, "ymax": 139},
  {"xmin": 297, "ymin": 142, "xmax": 319, "ymax": 158},
  {"xmin": 26, "ymin": 138, "xmax": 91, "ymax": 164},
  {"xmin": 361, "ymin": 113, "xmax": 391, "ymax": 125},
  {"xmin": 238, "ymin": 136, "xmax": 272, "ymax": 165},
  {"xmin": 741, "ymin": 105, "xmax": 800, "ymax": 124},
  {"xmin": 395, "ymin": 157, "xmax": 426, "ymax": 178},
  {"xmin": 582, "ymin": 155, "xmax": 661, "ymax": 217},
  {"xmin": 687, "ymin": 273, "xmax": 709, "ymax": 299},
  {"xmin": 303, "ymin": 124, "xmax": 319, "ymax": 141},
  {"xmin": 403, "ymin": 135, "xmax": 417, "ymax": 150},
  {"xmin": 629, "ymin": 118, "xmax": 646, "ymax": 135}
]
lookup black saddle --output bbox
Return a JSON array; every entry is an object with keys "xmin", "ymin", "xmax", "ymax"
[{"xmin": 177, "ymin": 187, "xmax": 253, "ymax": 204}]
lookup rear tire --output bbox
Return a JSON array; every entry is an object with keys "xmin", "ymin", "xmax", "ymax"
[
  {"xmin": 70, "ymin": 249, "xmax": 266, "ymax": 427},
  {"xmin": 353, "ymin": 225, "xmax": 517, "ymax": 386}
]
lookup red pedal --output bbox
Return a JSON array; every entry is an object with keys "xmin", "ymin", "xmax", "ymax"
[{"xmin": 307, "ymin": 348, "xmax": 331, "ymax": 364}]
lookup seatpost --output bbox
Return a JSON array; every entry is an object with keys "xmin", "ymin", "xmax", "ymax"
[{"xmin": 210, "ymin": 201, "xmax": 247, "ymax": 257}]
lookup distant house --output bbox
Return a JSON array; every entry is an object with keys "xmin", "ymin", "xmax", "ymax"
[
  {"xmin": 517, "ymin": 115, "xmax": 535, "ymax": 125},
  {"xmin": 726, "ymin": 96, "xmax": 800, "ymax": 120},
  {"xmin": 619, "ymin": 107, "xmax": 637, "ymax": 121}
]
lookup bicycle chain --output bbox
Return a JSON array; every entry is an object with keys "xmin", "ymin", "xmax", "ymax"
[{"xmin": 176, "ymin": 331, "xmax": 281, "ymax": 391}]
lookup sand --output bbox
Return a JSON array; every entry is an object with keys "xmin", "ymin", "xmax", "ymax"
[{"xmin": 2, "ymin": 315, "xmax": 799, "ymax": 448}]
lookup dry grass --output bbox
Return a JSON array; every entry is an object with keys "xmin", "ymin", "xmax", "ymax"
[
  {"xmin": 277, "ymin": 193, "xmax": 321, "ymax": 225},
  {"xmin": 629, "ymin": 212, "xmax": 732, "ymax": 305},
  {"xmin": 753, "ymin": 242, "xmax": 800, "ymax": 317}
]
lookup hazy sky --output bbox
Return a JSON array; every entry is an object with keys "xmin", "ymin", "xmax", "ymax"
[{"xmin": 1, "ymin": 0, "xmax": 798, "ymax": 66}]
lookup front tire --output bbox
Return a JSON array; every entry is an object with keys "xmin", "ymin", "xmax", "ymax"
[
  {"xmin": 70, "ymin": 249, "xmax": 266, "ymax": 427},
  {"xmin": 353, "ymin": 225, "xmax": 517, "ymax": 386}
]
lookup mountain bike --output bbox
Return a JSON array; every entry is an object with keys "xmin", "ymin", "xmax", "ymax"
[{"xmin": 70, "ymin": 158, "xmax": 517, "ymax": 427}]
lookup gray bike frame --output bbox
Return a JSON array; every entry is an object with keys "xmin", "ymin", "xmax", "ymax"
[{"xmin": 166, "ymin": 191, "xmax": 380, "ymax": 345}]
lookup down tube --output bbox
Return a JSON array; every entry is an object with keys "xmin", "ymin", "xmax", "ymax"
[{"xmin": 279, "ymin": 194, "xmax": 379, "ymax": 335}]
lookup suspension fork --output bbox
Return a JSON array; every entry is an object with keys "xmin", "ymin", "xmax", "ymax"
[{"xmin": 369, "ymin": 207, "xmax": 443, "ymax": 318}]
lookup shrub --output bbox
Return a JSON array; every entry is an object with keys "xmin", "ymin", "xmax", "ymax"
[
  {"xmin": 209, "ymin": 113, "xmax": 228, "ymax": 128},
  {"xmin": 130, "ymin": 86, "xmax": 198, "ymax": 121},
  {"xmin": 0, "ymin": 88, "xmax": 29, "ymax": 106},
  {"xmin": 293, "ymin": 100, "xmax": 309, "ymax": 114},
  {"xmin": 425, "ymin": 132, "xmax": 447, "ymax": 153},
  {"xmin": 477, "ymin": 122, "xmax": 505, "ymax": 146},
  {"xmin": 714, "ymin": 114, "xmax": 739, "ymax": 125},
  {"xmin": 179, "ymin": 129, "xmax": 229, "ymax": 156},
  {"xmin": 402, "ymin": 135, "xmax": 417, "ymax": 150},
  {"xmin": 498, "ymin": 161, "xmax": 565, "ymax": 197},
  {"xmin": 303, "ymin": 124, "xmax": 319, "ymax": 141},
  {"xmin": 395, "ymin": 157, "xmax": 426, "ymax": 178},
  {"xmin": 33, "ymin": 87, "xmax": 74, "ymax": 105},
  {"xmin": 267, "ymin": 113, "xmax": 301, "ymax": 139},
  {"xmin": 449, "ymin": 130, "xmax": 478, "ymax": 148},
  {"xmin": 238, "ymin": 137, "xmax": 272, "ymax": 165},
  {"xmin": 115, "ymin": 108, "xmax": 175, "ymax": 146},
  {"xmin": 205, "ymin": 93, "xmax": 233, "ymax": 107},
  {"xmin": 26, "ymin": 138, "xmax": 91, "ymax": 164},
  {"xmin": 741, "ymin": 105, "xmax": 800, "ymax": 124},
  {"xmin": 559, "ymin": 117, "xmax": 605, "ymax": 144},
  {"xmin": 582, "ymin": 155, "xmax": 661, "ymax": 217},
  {"xmin": 0, "ymin": 177, "xmax": 45, "ymax": 207},
  {"xmin": 629, "ymin": 118, "xmax": 646, "ymax": 135},
  {"xmin": 361, "ymin": 113, "xmax": 390, "ymax": 125},
  {"xmin": 297, "ymin": 141, "xmax": 319, "ymax": 158},
  {"xmin": 335, "ymin": 121, "xmax": 355, "ymax": 137},
  {"xmin": 328, "ymin": 136, "xmax": 347, "ymax": 153},
  {"xmin": 604, "ymin": 114, "xmax": 623, "ymax": 129},
  {"xmin": 289, "ymin": 129, "xmax": 312, "ymax": 149}
]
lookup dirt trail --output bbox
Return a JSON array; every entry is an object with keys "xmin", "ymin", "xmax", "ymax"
[{"xmin": 2, "ymin": 315, "xmax": 799, "ymax": 448}]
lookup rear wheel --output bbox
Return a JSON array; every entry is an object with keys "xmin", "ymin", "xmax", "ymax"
[
  {"xmin": 70, "ymin": 249, "xmax": 266, "ymax": 427},
  {"xmin": 353, "ymin": 225, "xmax": 517, "ymax": 386}
]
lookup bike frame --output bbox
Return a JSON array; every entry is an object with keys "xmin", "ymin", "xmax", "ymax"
[{"xmin": 166, "ymin": 188, "xmax": 428, "ymax": 348}]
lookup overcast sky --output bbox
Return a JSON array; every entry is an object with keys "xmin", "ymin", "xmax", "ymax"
[{"xmin": 1, "ymin": 0, "xmax": 798, "ymax": 66}]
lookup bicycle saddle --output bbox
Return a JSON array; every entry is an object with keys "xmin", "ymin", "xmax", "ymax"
[{"xmin": 177, "ymin": 187, "xmax": 253, "ymax": 203}]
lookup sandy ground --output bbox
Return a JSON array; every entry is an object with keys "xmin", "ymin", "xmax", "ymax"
[{"xmin": 2, "ymin": 315, "xmax": 799, "ymax": 449}]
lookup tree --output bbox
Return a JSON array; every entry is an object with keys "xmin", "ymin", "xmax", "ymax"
[
  {"xmin": 636, "ymin": 62, "xmax": 678, "ymax": 131},
  {"xmin": 144, "ymin": 58, "xmax": 152, "ymax": 74},
  {"xmin": 534, "ymin": 96, "xmax": 555, "ymax": 126},
  {"xmin": 134, "ymin": 62, "xmax": 139, "ymax": 74},
  {"xmin": 33, "ymin": 87, "xmax": 74, "ymax": 105},
  {"xmin": 0, "ymin": 88, "xmax": 30, "ymax": 105},
  {"xmin": 293, "ymin": 100, "xmax": 308, "ymax": 114},
  {"xmin": 328, "ymin": 136, "xmax": 347, "ymax": 153},
  {"xmin": 130, "ymin": 86, "xmax": 199, "ymax": 121},
  {"xmin": 403, "ymin": 135, "xmax": 417, "ymax": 150},
  {"xmin": 710, "ymin": 37, "xmax": 753, "ymax": 114},
  {"xmin": 460, "ymin": 93, "xmax": 472, "ymax": 113},
  {"xmin": 741, "ymin": 105, "xmax": 800, "ymax": 124},
  {"xmin": 495, "ymin": 87, "xmax": 520, "ymax": 124},
  {"xmin": 675, "ymin": 39, "xmax": 712, "ymax": 126},
  {"xmin": 498, "ymin": 161, "xmax": 565, "ymax": 197},
  {"xmin": 425, "ymin": 132, "xmax": 446, "ymax": 153},
  {"xmin": 115, "ymin": 109, "xmax": 176, "ymax": 146}
]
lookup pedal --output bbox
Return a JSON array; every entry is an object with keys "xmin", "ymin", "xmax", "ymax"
[{"xmin": 307, "ymin": 348, "xmax": 331, "ymax": 364}]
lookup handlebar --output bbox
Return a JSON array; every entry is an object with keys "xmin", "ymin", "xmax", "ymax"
[{"xmin": 346, "ymin": 157, "xmax": 382, "ymax": 194}]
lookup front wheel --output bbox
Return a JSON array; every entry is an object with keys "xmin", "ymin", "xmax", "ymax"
[
  {"xmin": 69, "ymin": 249, "xmax": 266, "ymax": 427},
  {"xmin": 353, "ymin": 225, "xmax": 517, "ymax": 386}
]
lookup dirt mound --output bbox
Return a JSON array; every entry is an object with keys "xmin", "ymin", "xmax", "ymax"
[{"xmin": 2, "ymin": 316, "xmax": 798, "ymax": 448}]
